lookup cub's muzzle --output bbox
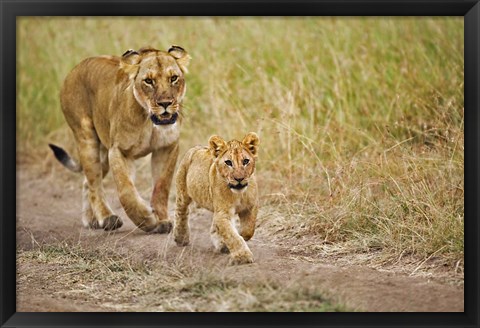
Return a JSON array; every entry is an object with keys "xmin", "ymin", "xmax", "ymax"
[{"xmin": 228, "ymin": 182, "xmax": 248, "ymax": 190}]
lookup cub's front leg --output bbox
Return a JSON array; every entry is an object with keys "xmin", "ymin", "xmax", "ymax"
[
  {"xmin": 150, "ymin": 143, "xmax": 179, "ymax": 233},
  {"xmin": 238, "ymin": 206, "xmax": 258, "ymax": 241},
  {"xmin": 109, "ymin": 147, "xmax": 160, "ymax": 232},
  {"xmin": 211, "ymin": 210, "xmax": 254, "ymax": 265}
]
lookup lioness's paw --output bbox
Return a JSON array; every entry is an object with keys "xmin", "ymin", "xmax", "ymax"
[
  {"xmin": 85, "ymin": 215, "xmax": 123, "ymax": 231},
  {"xmin": 220, "ymin": 244, "xmax": 230, "ymax": 254},
  {"xmin": 152, "ymin": 220, "xmax": 173, "ymax": 234},
  {"xmin": 102, "ymin": 215, "xmax": 123, "ymax": 231},
  {"xmin": 229, "ymin": 249, "xmax": 254, "ymax": 265},
  {"xmin": 86, "ymin": 220, "xmax": 102, "ymax": 230}
]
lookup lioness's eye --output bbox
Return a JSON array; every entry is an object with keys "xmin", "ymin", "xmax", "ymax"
[
  {"xmin": 225, "ymin": 160, "xmax": 233, "ymax": 167},
  {"xmin": 243, "ymin": 159, "xmax": 250, "ymax": 165},
  {"xmin": 144, "ymin": 78, "xmax": 153, "ymax": 85},
  {"xmin": 170, "ymin": 75, "xmax": 178, "ymax": 83}
]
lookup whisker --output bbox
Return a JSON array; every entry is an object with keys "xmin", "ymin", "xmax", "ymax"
[{"xmin": 177, "ymin": 105, "xmax": 188, "ymax": 119}]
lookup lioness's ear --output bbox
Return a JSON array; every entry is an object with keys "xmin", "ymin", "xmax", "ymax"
[
  {"xmin": 208, "ymin": 135, "xmax": 227, "ymax": 158},
  {"xmin": 120, "ymin": 49, "xmax": 141, "ymax": 79},
  {"xmin": 168, "ymin": 45, "xmax": 191, "ymax": 73},
  {"xmin": 242, "ymin": 132, "xmax": 260, "ymax": 157}
]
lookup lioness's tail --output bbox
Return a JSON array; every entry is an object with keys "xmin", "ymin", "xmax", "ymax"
[{"xmin": 48, "ymin": 144, "xmax": 82, "ymax": 173}]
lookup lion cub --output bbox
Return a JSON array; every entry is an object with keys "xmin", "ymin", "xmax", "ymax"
[{"xmin": 173, "ymin": 132, "xmax": 259, "ymax": 265}]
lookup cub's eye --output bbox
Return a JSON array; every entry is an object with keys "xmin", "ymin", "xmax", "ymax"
[
  {"xmin": 144, "ymin": 78, "xmax": 153, "ymax": 85},
  {"xmin": 170, "ymin": 75, "xmax": 179, "ymax": 83},
  {"xmin": 225, "ymin": 160, "xmax": 233, "ymax": 167},
  {"xmin": 243, "ymin": 159, "xmax": 250, "ymax": 165}
]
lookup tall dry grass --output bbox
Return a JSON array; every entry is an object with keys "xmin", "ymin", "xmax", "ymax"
[{"xmin": 17, "ymin": 17, "xmax": 464, "ymax": 265}]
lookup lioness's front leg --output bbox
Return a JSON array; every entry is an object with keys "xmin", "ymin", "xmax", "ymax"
[
  {"xmin": 109, "ymin": 147, "xmax": 159, "ymax": 232},
  {"xmin": 173, "ymin": 156, "xmax": 192, "ymax": 246},
  {"xmin": 211, "ymin": 211, "xmax": 254, "ymax": 265},
  {"xmin": 75, "ymin": 124, "xmax": 122, "ymax": 231},
  {"xmin": 150, "ymin": 142, "xmax": 179, "ymax": 233}
]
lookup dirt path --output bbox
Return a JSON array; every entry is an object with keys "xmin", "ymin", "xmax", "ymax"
[{"xmin": 16, "ymin": 162, "xmax": 464, "ymax": 312}]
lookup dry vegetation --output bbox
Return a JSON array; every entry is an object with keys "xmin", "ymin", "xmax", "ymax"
[
  {"xmin": 17, "ymin": 17, "xmax": 464, "ymax": 310},
  {"xmin": 17, "ymin": 243, "xmax": 346, "ymax": 311}
]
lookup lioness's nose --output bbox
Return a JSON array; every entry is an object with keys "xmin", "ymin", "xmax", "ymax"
[
  {"xmin": 157, "ymin": 101, "xmax": 172, "ymax": 109},
  {"xmin": 234, "ymin": 177, "xmax": 244, "ymax": 182}
]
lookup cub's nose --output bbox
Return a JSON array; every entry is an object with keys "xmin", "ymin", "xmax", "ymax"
[
  {"xmin": 157, "ymin": 101, "xmax": 173, "ymax": 109},
  {"xmin": 234, "ymin": 177, "xmax": 244, "ymax": 182}
]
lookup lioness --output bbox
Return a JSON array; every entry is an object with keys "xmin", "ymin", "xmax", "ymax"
[
  {"xmin": 173, "ymin": 133, "xmax": 260, "ymax": 265},
  {"xmin": 49, "ymin": 46, "xmax": 190, "ymax": 232}
]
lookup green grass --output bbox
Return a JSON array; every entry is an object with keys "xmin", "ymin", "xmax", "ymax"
[{"xmin": 17, "ymin": 17, "xmax": 464, "ymax": 265}]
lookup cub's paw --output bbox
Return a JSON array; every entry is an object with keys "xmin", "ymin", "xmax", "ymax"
[
  {"xmin": 174, "ymin": 234, "xmax": 190, "ymax": 246},
  {"xmin": 210, "ymin": 232, "xmax": 229, "ymax": 253},
  {"xmin": 102, "ymin": 215, "xmax": 123, "ymax": 231},
  {"xmin": 229, "ymin": 249, "xmax": 254, "ymax": 265},
  {"xmin": 173, "ymin": 225, "xmax": 190, "ymax": 246},
  {"xmin": 212, "ymin": 241, "xmax": 229, "ymax": 254}
]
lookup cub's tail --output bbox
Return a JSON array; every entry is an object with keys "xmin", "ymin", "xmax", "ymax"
[{"xmin": 48, "ymin": 144, "xmax": 82, "ymax": 173}]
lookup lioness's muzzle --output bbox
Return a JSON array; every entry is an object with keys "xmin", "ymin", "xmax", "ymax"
[{"xmin": 150, "ymin": 112, "xmax": 178, "ymax": 125}]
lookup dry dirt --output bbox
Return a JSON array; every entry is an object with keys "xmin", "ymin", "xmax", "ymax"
[{"xmin": 16, "ymin": 159, "xmax": 464, "ymax": 312}]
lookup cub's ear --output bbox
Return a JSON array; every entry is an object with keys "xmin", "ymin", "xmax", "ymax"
[
  {"xmin": 242, "ymin": 132, "xmax": 260, "ymax": 157},
  {"xmin": 122, "ymin": 49, "xmax": 139, "ymax": 59},
  {"xmin": 168, "ymin": 45, "xmax": 191, "ymax": 73},
  {"xmin": 120, "ymin": 49, "xmax": 141, "ymax": 79},
  {"xmin": 208, "ymin": 135, "xmax": 227, "ymax": 158}
]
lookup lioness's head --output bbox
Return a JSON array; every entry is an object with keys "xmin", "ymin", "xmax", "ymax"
[
  {"xmin": 209, "ymin": 132, "xmax": 260, "ymax": 194},
  {"xmin": 120, "ymin": 46, "xmax": 191, "ymax": 126}
]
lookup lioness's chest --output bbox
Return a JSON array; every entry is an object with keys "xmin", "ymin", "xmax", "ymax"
[
  {"xmin": 151, "ymin": 124, "xmax": 180, "ymax": 149},
  {"xmin": 124, "ymin": 123, "xmax": 180, "ymax": 158}
]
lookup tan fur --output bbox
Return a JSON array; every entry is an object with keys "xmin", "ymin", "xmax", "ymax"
[
  {"xmin": 58, "ymin": 46, "xmax": 190, "ymax": 232},
  {"xmin": 174, "ymin": 133, "xmax": 260, "ymax": 265}
]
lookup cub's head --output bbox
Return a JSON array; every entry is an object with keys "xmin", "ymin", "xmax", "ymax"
[
  {"xmin": 209, "ymin": 132, "xmax": 260, "ymax": 194},
  {"xmin": 120, "ymin": 45, "xmax": 191, "ymax": 126}
]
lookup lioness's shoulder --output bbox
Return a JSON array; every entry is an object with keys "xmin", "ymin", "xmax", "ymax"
[
  {"xmin": 78, "ymin": 55, "xmax": 121, "ymax": 69},
  {"xmin": 67, "ymin": 56, "xmax": 122, "ymax": 82}
]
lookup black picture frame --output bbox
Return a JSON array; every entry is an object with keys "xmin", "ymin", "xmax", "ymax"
[{"xmin": 1, "ymin": 1, "xmax": 478, "ymax": 327}]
